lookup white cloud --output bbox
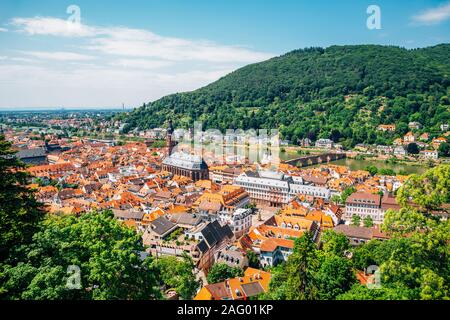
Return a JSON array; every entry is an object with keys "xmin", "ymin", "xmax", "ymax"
[
  {"xmin": 0, "ymin": 28, "xmax": 8, "ymax": 32},
  {"xmin": 11, "ymin": 17, "xmax": 98, "ymax": 37},
  {"xmin": 10, "ymin": 17, "xmax": 273, "ymax": 63},
  {"xmin": 110, "ymin": 59, "xmax": 173, "ymax": 70},
  {"xmin": 0, "ymin": 56, "xmax": 35, "ymax": 63},
  {"xmin": 2, "ymin": 15, "xmax": 275, "ymax": 108},
  {"xmin": 22, "ymin": 51, "xmax": 95, "ymax": 61},
  {"xmin": 87, "ymin": 36, "xmax": 272, "ymax": 62},
  {"xmin": 0, "ymin": 63, "xmax": 233, "ymax": 108},
  {"xmin": 412, "ymin": 2, "xmax": 450, "ymax": 25},
  {"xmin": 11, "ymin": 57, "xmax": 35, "ymax": 63}
]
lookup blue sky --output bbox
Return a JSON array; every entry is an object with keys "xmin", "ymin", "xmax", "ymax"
[{"xmin": 0, "ymin": 0, "xmax": 449, "ymax": 109}]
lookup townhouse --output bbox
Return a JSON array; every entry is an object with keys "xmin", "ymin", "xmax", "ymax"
[{"xmin": 344, "ymin": 191, "xmax": 400, "ymax": 224}]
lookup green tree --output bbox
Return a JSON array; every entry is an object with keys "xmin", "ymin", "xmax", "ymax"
[
  {"xmin": 206, "ymin": 263, "xmax": 243, "ymax": 284},
  {"xmin": 351, "ymin": 240, "xmax": 381, "ymax": 270},
  {"xmin": 151, "ymin": 140, "xmax": 166, "ymax": 148},
  {"xmin": 246, "ymin": 250, "xmax": 261, "ymax": 269},
  {"xmin": 0, "ymin": 136, "xmax": 44, "ymax": 262},
  {"xmin": 397, "ymin": 164, "xmax": 450, "ymax": 211},
  {"xmin": 419, "ymin": 269, "xmax": 448, "ymax": 300},
  {"xmin": 264, "ymin": 231, "xmax": 360, "ymax": 300},
  {"xmin": 320, "ymin": 230, "xmax": 350, "ymax": 257},
  {"xmin": 351, "ymin": 215, "xmax": 361, "ymax": 226},
  {"xmin": 341, "ymin": 186, "xmax": 357, "ymax": 204},
  {"xmin": 155, "ymin": 254, "xmax": 199, "ymax": 299},
  {"xmin": 264, "ymin": 233, "xmax": 320, "ymax": 300},
  {"xmin": 0, "ymin": 211, "xmax": 161, "ymax": 300},
  {"xmin": 337, "ymin": 284, "xmax": 406, "ymax": 300},
  {"xmin": 316, "ymin": 255, "xmax": 356, "ymax": 300},
  {"xmin": 347, "ymin": 206, "xmax": 450, "ymax": 300},
  {"xmin": 378, "ymin": 168, "xmax": 396, "ymax": 176},
  {"xmin": 381, "ymin": 208, "xmax": 427, "ymax": 236},
  {"xmin": 331, "ymin": 195, "xmax": 341, "ymax": 204},
  {"xmin": 406, "ymin": 142, "xmax": 420, "ymax": 154},
  {"xmin": 364, "ymin": 165, "xmax": 378, "ymax": 176},
  {"xmin": 285, "ymin": 233, "xmax": 320, "ymax": 300},
  {"xmin": 438, "ymin": 142, "xmax": 450, "ymax": 157},
  {"xmin": 363, "ymin": 216, "xmax": 374, "ymax": 228},
  {"xmin": 259, "ymin": 264, "xmax": 289, "ymax": 300}
]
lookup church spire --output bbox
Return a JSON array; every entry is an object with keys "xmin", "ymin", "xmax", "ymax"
[
  {"xmin": 166, "ymin": 119, "xmax": 174, "ymax": 155},
  {"xmin": 167, "ymin": 119, "xmax": 174, "ymax": 135}
]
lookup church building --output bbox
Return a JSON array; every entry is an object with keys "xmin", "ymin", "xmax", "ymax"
[{"xmin": 162, "ymin": 120, "xmax": 209, "ymax": 181}]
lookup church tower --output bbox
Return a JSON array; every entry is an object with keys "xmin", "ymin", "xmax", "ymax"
[{"xmin": 166, "ymin": 119, "xmax": 175, "ymax": 155}]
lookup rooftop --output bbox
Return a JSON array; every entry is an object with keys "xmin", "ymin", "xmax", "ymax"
[{"xmin": 163, "ymin": 151, "xmax": 208, "ymax": 170}]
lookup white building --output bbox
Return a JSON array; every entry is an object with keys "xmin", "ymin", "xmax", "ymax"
[
  {"xmin": 376, "ymin": 145, "xmax": 394, "ymax": 154},
  {"xmin": 217, "ymin": 208, "xmax": 252, "ymax": 238},
  {"xmin": 148, "ymin": 128, "xmax": 166, "ymax": 139},
  {"xmin": 234, "ymin": 170, "xmax": 330, "ymax": 207},
  {"xmin": 393, "ymin": 146, "xmax": 407, "ymax": 156},
  {"xmin": 408, "ymin": 122, "xmax": 422, "ymax": 130},
  {"xmin": 315, "ymin": 139, "xmax": 334, "ymax": 149},
  {"xmin": 420, "ymin": 150, "xmax": 438, "ymax": 160}
]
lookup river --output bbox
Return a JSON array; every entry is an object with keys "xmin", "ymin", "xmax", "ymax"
[
  {"xmin": 177, "ymin": 143, "xmax": 428, "ymax": 175},
  {"xmin": 322, "ymin": 158, "xmax": 427, "ymax": 175},
  {"xmin": 280, "ymin": 151, "xmax": 427, "ymax": 175}
]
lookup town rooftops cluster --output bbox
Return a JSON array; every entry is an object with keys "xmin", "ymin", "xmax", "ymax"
[{"xmin": 5, "ymin": 127, "xmax": 431, "ymax": 300}]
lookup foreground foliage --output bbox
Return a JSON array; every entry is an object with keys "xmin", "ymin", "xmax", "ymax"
[
  {"xmin": 262, "ymin": 231, "xmax": 356, "ymax": 300},
  {"xmin": 155, "ymin": 255, "xmax": 200, "ymax": 299},
  {"xmin": 0, "ymin": 136, "xmax": 44, "ymax": 262},
  {"xmin": 206, "ymin": 263, "xmax": 244, "ymax": 285},
  {"xmin": 397, "ymin": 164, "xmax": 450, "ymax": 211},
  {"xmin": 264, "ymin": 166, "xmax": 449, "ymax": 300},
  {"xmin": 1, "ymin": 211, "xmax": 162, "ymax": 300}
]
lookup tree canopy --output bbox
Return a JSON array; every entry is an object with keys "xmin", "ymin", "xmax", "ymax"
[
  {"xmin": 262, "ymin": 231, "xmax": 356, "ymax": 300},
  {"xmin": 206, "ymin": 263, "xmax": 243, "ymax": 284},
  {"xmin": 263, "ymin": 165, "xmax": 449, "ymax": 300},
  {"xmin": 0, "ymin": 211, "xmax": 161, "ymax": 300},
  {"xmin": 397, "ymin": 164, "xmax": 450, "ymax": 211},
  {"xmin": 343, "ymin": 210, "xmax": 450, "ymax": 300},
  {"xmin": 0, "ymin": 136, "xmax": 44, "ymax": 262},
  {"xmin": 155, "ymin": 255, "xmax": 200, "ymax": 300}
]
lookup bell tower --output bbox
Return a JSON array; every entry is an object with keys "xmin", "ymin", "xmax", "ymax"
[{"xmin": 166, "ymin": 119, "xmax": 175, "ymax": 155}]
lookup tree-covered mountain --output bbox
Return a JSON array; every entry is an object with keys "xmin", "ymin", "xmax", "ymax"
[{"xmin": 123, "ymin": 44, "xmax": 450, "ymax": 147}]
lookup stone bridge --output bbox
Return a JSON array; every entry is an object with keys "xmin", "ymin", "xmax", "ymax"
[{"xmin": 283, "ymin": 153, "xmax": 346, "ymax": 167}]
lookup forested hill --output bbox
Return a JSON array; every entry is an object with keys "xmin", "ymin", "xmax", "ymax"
[{"xmin": 123, "ymin": 44, "xmax": 450, "ymax": 147}]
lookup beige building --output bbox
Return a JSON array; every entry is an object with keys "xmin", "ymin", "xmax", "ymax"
[{"xmin": 344, "ymin": 192, "xmax": 400, "ymax": 224}]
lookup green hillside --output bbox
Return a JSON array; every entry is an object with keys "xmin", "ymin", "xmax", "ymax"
[{"xmin": 123, "ymin": 44, "xmax": 450, "ymax": 147}]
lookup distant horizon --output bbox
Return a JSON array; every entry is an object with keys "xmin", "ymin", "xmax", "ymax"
[{"xmin": 0, "ymin": 106, "xmax": 135, "ymax": 111}]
